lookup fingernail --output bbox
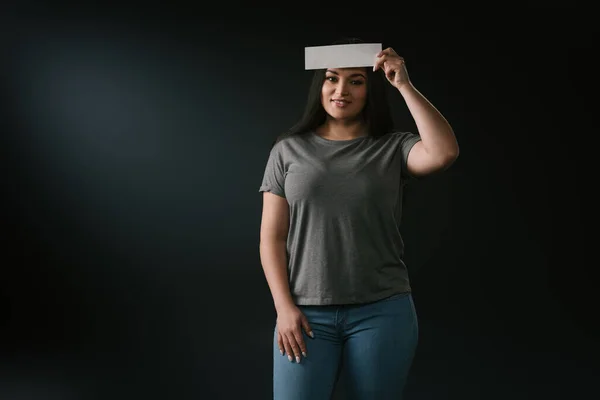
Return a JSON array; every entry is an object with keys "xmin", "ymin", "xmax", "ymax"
[
  {"xmin": 296, "ymin": 356, "xmax": 300, "ymax": 363},
  {"xmin": 302, "ymin": 352, "xmax": 307, "ymax": 357},
  {"xmin": 288, "ymin": 355, "xmax": 293, "ymax": 362},
  {"xmin": 280, "ymin": 349, "xmax": 283, "ymax": 355},
  {"xmin": 309, "ymin": 331, "xmax": 314, "ymax": 338}
]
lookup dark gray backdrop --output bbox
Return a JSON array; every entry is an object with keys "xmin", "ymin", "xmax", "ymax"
[{"xmin": 2, "ymin": 5, "xmax": 597, "ymax": 400}]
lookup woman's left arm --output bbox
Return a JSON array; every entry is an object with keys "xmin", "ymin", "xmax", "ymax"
[{"xmin": 374, "ymin": 48, "xmax": 460, "ymax": 177}]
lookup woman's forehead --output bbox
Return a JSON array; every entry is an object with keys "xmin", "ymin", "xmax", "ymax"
[{"xmin": 326, "ymin": 67, "xmax": 368, "ymax": 76}]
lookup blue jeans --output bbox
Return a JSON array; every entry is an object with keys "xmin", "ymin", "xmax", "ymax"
[{"xmin": 273, "ymin": 292, "xmax": 418, "ymax": 400}]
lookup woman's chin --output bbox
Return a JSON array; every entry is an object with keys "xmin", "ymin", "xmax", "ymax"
[{"xmin": 326, "ymin": 109, "xmax": 360, "ymax": 121}]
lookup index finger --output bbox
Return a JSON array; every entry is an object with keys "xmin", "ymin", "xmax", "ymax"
[
  {"xmin": 373, "ymin": 54, "xmax": 388, "ymax": 71},
  {"xmin": 377, "ymin": 47, "xmax": 395, "ymax": 57}
]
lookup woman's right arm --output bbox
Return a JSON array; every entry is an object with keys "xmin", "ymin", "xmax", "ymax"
[
  {"xmin": 259, "ymin": 191, "xmax": 294, "ymax": 312},
  {"xmin": 259, "ymin": 192, "xmax": 313, "ymax": 363}
]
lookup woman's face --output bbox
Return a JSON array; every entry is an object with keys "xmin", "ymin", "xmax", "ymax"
[{"xmin": 321, "ymin": 67, "xmax": 368, "ymax": 121}]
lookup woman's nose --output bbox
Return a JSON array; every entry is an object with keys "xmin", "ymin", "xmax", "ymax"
[{"xmin": 335, "ymin": 83, "xmax": 349, "ymax": 95}]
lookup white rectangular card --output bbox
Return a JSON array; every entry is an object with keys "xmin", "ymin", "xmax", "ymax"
[{"xmin": 304, "ymin": 43, "xmax": 382, "ymax": 70}]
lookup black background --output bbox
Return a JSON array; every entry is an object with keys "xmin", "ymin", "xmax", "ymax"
[{"xmin": 2, "ymin": 4, "xmax": 598, "ymax": 399}]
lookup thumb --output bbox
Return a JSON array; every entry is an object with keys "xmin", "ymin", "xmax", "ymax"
[{"xmin": 301, "ymin": 316, "xmax": 314, "ymax": 338}]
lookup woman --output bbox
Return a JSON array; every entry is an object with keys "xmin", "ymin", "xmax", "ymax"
[{"xmin": 258, "ymin": 40, "xmax": 459, "ymax": 399}]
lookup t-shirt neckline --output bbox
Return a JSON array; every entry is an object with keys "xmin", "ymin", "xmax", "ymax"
[{"xmin": 310, "ymin": 130, "xmax": 368, "ymax": 145}]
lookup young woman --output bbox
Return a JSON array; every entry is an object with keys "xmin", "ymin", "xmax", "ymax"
[{"xmin": 258, "ymin": 40, "xmax": 459, "ymax": 399}]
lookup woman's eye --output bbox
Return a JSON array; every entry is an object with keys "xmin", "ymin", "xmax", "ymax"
[{"xmin": 325, "ymin": 77, "xmax": 364, "ymax": 85}]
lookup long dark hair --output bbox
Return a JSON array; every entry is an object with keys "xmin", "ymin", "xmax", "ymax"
[{"xmin": 272, "ymin": 37, "xmax": 395, "ymax": 148}]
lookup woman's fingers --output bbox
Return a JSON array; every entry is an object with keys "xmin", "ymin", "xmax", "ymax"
[
  {"xmin": 277, "ymin": 332, "xmax": 284, "ymax": 355},
  {"xmin": 285, "ymin": 332, "xmax": 302, "ymax": 363},
  {"xmin": 293, "ymin": 329, "xmax": 307, "ymax": 358},
  {"xmin": 301, "ymin": 318, "xmax": 314, "ymax": 340},
  {"xmin": 282, "ymin": 334, "xmax": 294, "ymax": 362}
]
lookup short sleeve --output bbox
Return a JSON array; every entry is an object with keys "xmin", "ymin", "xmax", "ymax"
[
  {"xmin": 396, "ymin": 131, "xmax": 422, "ymax": 182},
  {"xmin": 258, "ymin": 142, "xmax": 286, "ymax": 198}
]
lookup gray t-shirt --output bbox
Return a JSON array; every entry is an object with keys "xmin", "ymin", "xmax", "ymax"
[{"xmin": 259, "ymin": 130, "xmax": 422, "ymax": 306}]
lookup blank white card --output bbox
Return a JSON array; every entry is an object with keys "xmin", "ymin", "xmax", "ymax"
[{"xmin": 304, "ymin": 43, "xmax": 382, "ymax": 70}]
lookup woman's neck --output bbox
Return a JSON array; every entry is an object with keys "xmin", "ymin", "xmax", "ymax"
[{"xmin": 316, "ymin": 119, "xmax": 367, "ymax": 140}]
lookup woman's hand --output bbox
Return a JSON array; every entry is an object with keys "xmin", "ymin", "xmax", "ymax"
[
  {"xmin": 276, "ymin": 303, "xmax": 314, "ymax": 363},
  {"xmin": 373, "ymin": 47, "xmax": 411, "ymax": 91}
]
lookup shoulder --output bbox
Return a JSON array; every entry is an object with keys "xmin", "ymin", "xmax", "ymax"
[
  {"xmin": 272, "ymin": 132, "xmax": 311, "ymax": 151},
  {"xmin": 375, "ymin": 131, "xmax": 421, "ymax": 147},
  {"xmin": 267, "ymin": 133, "xmax": 310, "ymax": 164},
  {"xmin": 390, "ymin": 130, "xmax": 420, "ymax": 141}
]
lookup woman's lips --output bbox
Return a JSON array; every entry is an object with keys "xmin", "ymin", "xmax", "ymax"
[{"xmin": 332, "ymin": 99, "xmax": 350, "ymax": 107}]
